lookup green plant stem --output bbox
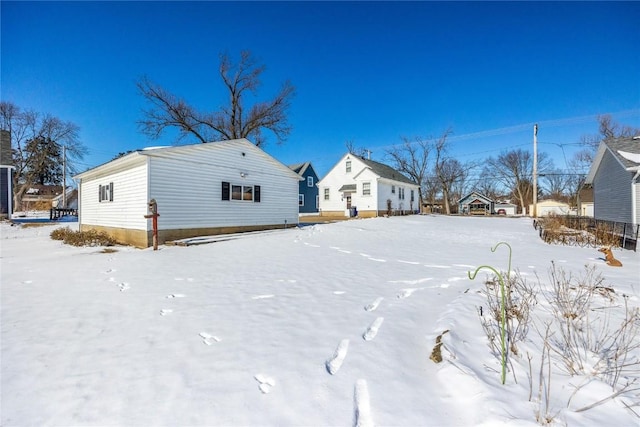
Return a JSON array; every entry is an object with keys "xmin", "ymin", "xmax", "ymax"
[{"xmin": 469, "ymin": 264, "xmax": 507, "ymax": 385}]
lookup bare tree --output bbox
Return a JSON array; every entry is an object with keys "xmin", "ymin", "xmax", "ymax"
[
  {"xmin": 475, "ymin": 167, "xmax": 502, "ymax": 200},
  {"xmin": 0, "ymin": 101, "xmax": 85, "ymax": 211},
  {"xmin": 137, "ymin": 50, "xmax": 295, "ymax": 147},
  {"xmin": 485, "ymin": 149, "xmax": 551, "ymax": 214},
  {"xmin": 432, "ymin": 129, "xmax": 475, "ymax": 214},
  {"xmin": 541, "ymin": 169, "xmax": 571, "ymax": 202},
  {"xmin": 578, "ymin": 114, "xmax": 640, "ymax": 159},
  {"xmin": 386, "ymin": 136, "xmax": 432, "ymax": 208}
]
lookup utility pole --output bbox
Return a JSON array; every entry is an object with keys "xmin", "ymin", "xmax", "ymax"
[
  {"xmin": 62, "ymin": 145, "xmax": 67, "ymax": 208},
  {"xmin": 532, "ymin": 124, "xmax": 538, "ymax": 218}
]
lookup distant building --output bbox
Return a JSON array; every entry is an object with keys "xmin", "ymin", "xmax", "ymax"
[
  {"xmin": 289, "ymin": 162, "xmax": 319, "ymax": 215},
  {"xmin": 317, "ymin": 153, "xmax": 419, "ymax": 217}
]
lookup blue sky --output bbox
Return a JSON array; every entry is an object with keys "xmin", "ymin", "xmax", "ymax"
[{"xmin": 2, "ymin": 1, "xmax": 639, "ymax": 179}]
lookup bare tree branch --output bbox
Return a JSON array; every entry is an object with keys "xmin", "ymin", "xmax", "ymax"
[{"xmin": 137, "ymin": 50, "xmax": 295, "ymax": 147}]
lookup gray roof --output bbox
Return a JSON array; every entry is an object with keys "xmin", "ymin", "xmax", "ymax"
[
  {"xmin": 358, "ymin": 157, "xmax": 417, "ymax": 185},
  {"xmin": 289, "ymin": 162, "xmax": 311, "ymax": 175},
  {"xmin": 338, "ymin": 184, "xmax": 357, "ymax": 192},
  {"xmin": 603, "ymin": 136, "xmax": 640, "ymax": 169}
]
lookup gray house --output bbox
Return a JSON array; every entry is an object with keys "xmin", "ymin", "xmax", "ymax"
[
  {"xmin": 0, "ymin": 130, "xmax": 13, "ymax": 219},
  {"xmin": 585, "ymin": 136, "xmax": 640, "ymax": 225},
  {"xmin": 458, "ymin": 191, "xmax": 494, "ymax": 215},
  {"xmin": 289, "ymin": 162, "xmax": 319, "ymax": 215}
]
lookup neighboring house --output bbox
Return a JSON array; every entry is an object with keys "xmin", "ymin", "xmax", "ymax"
[
  {"xmin": 458, "ymin": 191, "xmax": 494, "ymax": 215},
  {"xmin": 289, "ymin": 162, "xmax": 319, "ymax": 215},
  {"xmin": 577, "ymin": 184, "xmax": 594, "ymax": 217},
  {"xmin": 73, "ymin": 138, "xmax": 302, "ymax": 248},
  {"xmin": 317, "ymin": 153, "xmax": 420, "ymax": 217},
  {"xmin": 585, "ymin": 136, "xmax": 640, "ymax": 225},
  {"xmin": 20, "ymin": 184, "xmax": 64, "ymax": 208},
  {"xmin": 494, "ymin": 202, "xmax": 518, "ymax": 216},
  {"xmin": 0, "ymin": 129, "xmax": 13, "ymax": 219},
  {"xmin": 52, "ymin": 188, "xmax": 78, "ymax": 209},
  {"xmin": 529, "ymin": 200, "xmax": 571, "ymax": 216}
]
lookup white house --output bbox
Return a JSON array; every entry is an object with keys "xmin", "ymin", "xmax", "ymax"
[
  {"xmin": 529, "ymin": 200, "xmax": 571, "ymax": 217},
  {"xmin": 317, "ymin": 153, "xmax": 420, "ymax": 217},
  {"xmin": 74, "ymin": 138, "xmax": 301, "ymax": 248}
]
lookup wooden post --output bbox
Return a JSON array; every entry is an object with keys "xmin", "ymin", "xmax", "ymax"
[{"xmin": 144, "ymin": 199, "xmax": 160, "ymax": 250}]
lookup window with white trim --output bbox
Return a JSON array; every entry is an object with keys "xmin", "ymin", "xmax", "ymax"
[
  {"xmin": 346, "ymin": 160, "xmax": 351, "ymax": 173},
  {"xmin": 98, "ymin": 182, "xmax": 114, "ymax": 202},
  {"xmin": 299, "ymin": 194, "xmax": 304, "ymax": 206},
  {"xmin": 323, "ymin": 188, "xmax": 330, "ymax": 200},
  {"xmin": 307, "ymin": 176, "xmax": 314, "ymax": 187},
  {"xmin": 221, "ymin": 181, "xmax": 261, "ymax": 202},
  {"xmin": 362, "ymin": 182, "xmax": 371, "ymax": 196},
  {"xmin": 391, "ymin": 185, "xmax": 395, "ymax": 194}
]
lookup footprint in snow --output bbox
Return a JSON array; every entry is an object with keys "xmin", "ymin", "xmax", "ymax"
[
  {"xmin": 397, "ymin": 288, "xmax": 418, "ymax": 299},
  {"xmin": 364, "ymin": 297, "xmax": 383, "ymax": 312},
  {"xmin": 159, "ymin": 309, "xmax": 173, "ymax": 316},
  {"xmin": 166, "ymin": 293, "xmax": 186, "ymax": 299},
  {"xmin": 362, "ymin": 317, "xmax": 384, "ymax": 341},
  {"xmin": 103, "ymin": 268, "xmax": 116, "ymax": 274},
  {"xmin": 119, "ymin": 282, "xmax": 130, "ymax": 292},
  {"xmin": 354, "ymin": 379, "xmax": 374, "ymax": 427},
  {"xmin": 254, "ymin": 374, "xmax": 276, "ymax": 394},
  {"xmin": 199, "ymin": 332, "xmax": 221, "ymax": 345},
  {"xmin": 326, "ymin": 339, "xmax": 349, "ymax": 375}
]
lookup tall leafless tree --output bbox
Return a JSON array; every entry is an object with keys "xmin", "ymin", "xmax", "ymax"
[
  {"xmin": 432, "ymin": 129, "xmax": 476, "ymax": 214},
  {"xmin": 137, "ymin": 50, "xmax": 295, "ymax": 147},
  {"xmin": 386, "ymin": 136, "xmax": 432, "ymax": 208},
  {"xmin": 485, "ymin": 148, "xmax": 551, "ymax": 214},
  {"xmin": 0, "ymin": 101, "xmax": 85, "ymax": 210}
]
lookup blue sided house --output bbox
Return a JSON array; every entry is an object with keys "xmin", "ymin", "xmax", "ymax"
[{"xmin": 289, "ymin": 162, "xmax": 319, "ymax": 215}]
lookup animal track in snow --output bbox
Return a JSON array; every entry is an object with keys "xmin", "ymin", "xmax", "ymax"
[
  {"xmin": 159, "ymin": 309, "xmax": 173, "ymax": 316},
  {"xmin": 397, "ymin": 260, "xmax": 420, "ymax": 265},
  {"xmin": 103, "ymin": 268, "xmax": 116, "ymax": 274},
  {"xmin": 254, "ymin": 374, "xmax": 276, "ymax": 394},
  {"xmin": 252, "ymin": 294, "xmax": 275, "ymax": 300},
  {"xmin": 199, "ymin": 332, "xmax": 220, "ymax": 345},
  {"xmin": 388, "ymin": 277, "xmax": 433, "ymax": 285},
  {"xmin": 118, "ymin": 282, "xmax": 130, "ymax": 292},
  {"xmin": 362, "ymin": 317, "xmax": 384, "ymax": 341},
  {"xmin": 166, "ymin": 293, "xmax": 186, "ymax": 299},
  {"xmin": 397, "ymin": 288, "xmax": 418, "ymax": 299},
  {"xmin": 354, "ymin": 379, "xmax": 373, "ymax": 427},
  {"xmin": 326, "ymin": 339, "xmax": 349, "ymax": 375},
  {"xmin": 364, "ymin": 297, "xmax": 383, "ymax": 312}
]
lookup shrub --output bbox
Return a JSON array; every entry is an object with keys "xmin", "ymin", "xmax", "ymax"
[{"xmin": 50, "ymin": 227, "xmax": 117, "ymax": 247}]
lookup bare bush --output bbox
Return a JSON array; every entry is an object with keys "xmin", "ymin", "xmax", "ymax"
[{"xmin": 50, "ymin": 227, "xmax": 117, "ymax": 247}]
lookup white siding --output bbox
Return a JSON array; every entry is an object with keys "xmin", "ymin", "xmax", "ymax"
[
  {"xmin": 146, "ymin": 140, "xmax": 299, "ymax": 229},
  {"xmin": 318, "ymin": 153, "xmax": 420, "ymax": 215},
  {"xmin": 79, "ymin": 161, "xmax": 149, "ymax": 230}
]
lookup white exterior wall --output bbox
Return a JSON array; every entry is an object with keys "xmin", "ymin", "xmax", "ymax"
[
  {"xmin": 78, "ymin": 160, "xmax": 149, "ymax": 230},
  {"xmin": 147, "ymin": 141, "xmax": 299, "ymax": 229},
  {"xmin": 318, "ymin": 154, "xmax": 419, "ymax": 215}
]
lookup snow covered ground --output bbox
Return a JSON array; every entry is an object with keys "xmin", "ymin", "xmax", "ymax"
[{"xmin": 1, "ymin": 215, "xmax": 639, "ymax": 426}]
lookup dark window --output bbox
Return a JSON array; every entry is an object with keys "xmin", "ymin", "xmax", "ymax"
[
  {"xmin": 254, "ymin": 185, "xmax": 261, "ymax": 202},
  {"xmin": 222, "ymin": 181, "xmax": 230, "ymax": 200},
  {"xmin": 98, "ymin": 182, "xmax": 114, "ymax": 202}
]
